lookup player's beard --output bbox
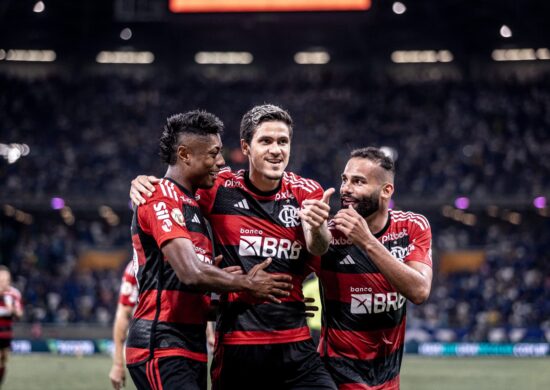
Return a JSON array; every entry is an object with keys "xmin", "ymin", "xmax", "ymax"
[{"xmin": 342, "ymin": 189, "xmax": 381, "ymax": 218}]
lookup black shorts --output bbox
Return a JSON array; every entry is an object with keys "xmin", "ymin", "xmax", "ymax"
[
  {"xmin": 0, "ymin": 339, "xmax": 11, "ymax": 350},
  {"xmin": 211, "ymin": 339, "xmax": 336, "ymax": 390},
  {"xmin": 128, "ymin": 356, "xmax": 206, "ymax": 390}
]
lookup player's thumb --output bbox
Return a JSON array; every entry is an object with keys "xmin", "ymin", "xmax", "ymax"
[
  {"xmin": 249, "ymin": 257, "xmax": 272, "ymax": 277},
  {"xmin": 322, "ymin": 188, "xmax": 335, "ymax": 204}
]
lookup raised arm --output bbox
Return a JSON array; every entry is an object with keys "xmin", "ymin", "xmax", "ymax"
[
  {"xmin": 333, "ymin": 207, "xmax": 432, "ymax": 305},
  {"xmin": 299, "ymin": 188, "xmax": 335, "ymax": 256}
]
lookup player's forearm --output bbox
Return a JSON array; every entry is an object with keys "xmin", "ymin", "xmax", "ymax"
[
  {"xmin": 304, "ymin": 223, "xmax": 331, "ymax": 256},
  {"xmin": 189, "ymin": 263, "xmax": 252, "ymax": 293},
  {"xmin": 112, "ymin": 307, "xmax": 131, "ymax": 365},
  {"xmin": 361, "ymin": 239, "xmax": 430, "ymax": 304}
]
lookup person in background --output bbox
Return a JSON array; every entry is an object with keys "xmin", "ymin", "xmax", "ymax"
[{"xmin": 0, "ymin": 266, "xmax": 23, "ymax": 386}]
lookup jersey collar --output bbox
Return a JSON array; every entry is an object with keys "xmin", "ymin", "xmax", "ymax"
[
  {"xmin": 244, "ymin": 170, "xmax": 282, "ymax": 197},
  {"xmin": 373, "ymin": 211, "xmax": 392, "ymax": 238}
]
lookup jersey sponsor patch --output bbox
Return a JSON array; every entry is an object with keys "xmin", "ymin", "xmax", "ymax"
[
  {"xmin": 351, "ymin": 292, "xmax": 406, "ymax": 314},
  {"xmin": 171, "ymin": 208, "xmax": 185, "ymax": 226},
  {"xmin": 238, "ymin": 235, "xmax": 302, "ymax": 260},
  {"xmin": 153, "ymin": 201, "xmax": 173, "ymax": 232}
]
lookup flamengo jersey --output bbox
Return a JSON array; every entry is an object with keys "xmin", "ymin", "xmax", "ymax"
[
  {"xmin": 126, "ymin": 178, "xmax": 213, "ymax": 366},
  {"xmin": 197, "ymin": 168, "xmax": 323, "ymax": 345},
  {"xmin": 118, "ymin": 261, "xmax": 138, "ymax": 308},
  {"xmin": 316, "ymin": 210, "xmax": 432, "ymax": 390},
  {"xmin": 0, "ymin": 286, "xmax": 22, "ymax": 340}
]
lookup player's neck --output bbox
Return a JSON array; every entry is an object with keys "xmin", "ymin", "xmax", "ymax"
[
  {"xmin": 165, "ymin": 166, "xmax": 196, "ymax": 195},
  {"xmin": 366, "ymin": 208, "xmax": 390, "ymax": 235},
  {"xmin": 247, "ymin": 169, "xmax": 281, "ymax": 192}
]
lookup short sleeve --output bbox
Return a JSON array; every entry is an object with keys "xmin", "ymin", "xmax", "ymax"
[
  {"xmin": 138, "ymin": 193, "xmax": 191, "ymax": 248},
  {"xmin": 404, "ymin": 224, "xmax": 432, "ymax": 268},
  {"xmin": 119, "ymin": 263, "xmax": 138, "ymax": 307}
]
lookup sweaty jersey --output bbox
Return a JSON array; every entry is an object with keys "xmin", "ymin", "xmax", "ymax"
[
  {"xmin": 0, "ymin": 286, "xmax": 22, "ymax": 341},
  {"xmin": 315, "ymin": 210, "xmax": 432, "ymax": 390},
  {"xmin": 118, "ymin": 261, "xmax": 138, "ymax": 308},
  {"xmin": 197, "ymin": 168, "xmax": 323, "ymax": 345},
  {"xmin": 126, "ymin": 178, "xmax": 214, "ymax": 366}
]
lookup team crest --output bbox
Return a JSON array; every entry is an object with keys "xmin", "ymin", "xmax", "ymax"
[
  {"xmin": 278, "ymin": 204, "xmax": 300, "ymax": 228},
  {"xmin": 170, "ymin": 208, "xmax": 185, "ymax": 226}
]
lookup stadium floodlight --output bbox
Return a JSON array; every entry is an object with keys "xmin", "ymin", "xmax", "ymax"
[
  {"xmin": 391, "ymin": 50, "xmax": 454, "ymax": 63},
  {"xmin": 120, "ymin": 28, "xmax": 132, "ymax": 41},
  {"xmin": 491, "ymin": 48, "xmax": 537, "ymax": 61},
  {"xmin": 536, "ymin": 48, "xmax": 550, "ymax": 60},
  {"xmin": 1, "ymin": 49, "xmax": 56, "ymax": 62},
  {"xmin": 96, "ymin": 51, "xmax": 154, "ymax": 64},
  {"xmin": 392, "ymin": 2, "xmax": 406, "ymax": 15},
  {"xmin": 500, "ymin": 25, "xmax": 512, "ymax": 38},
  {"xmin": 33, "ymin": 1, "xmax": 45, "ymax": 13},
  {"xmin": 294, "ymin": 51, "xmax": 330, "ymax": 65},
  {"xmin": 454, "ymin": 197, "xmax": 470, "ymax": 210},
  {"xmin": 533, "ymin": 196, "xmax": 546, "ymax": 209},
  {"xmin": 194, "ymin": 52, "xmax": 253, "ymax": 65},
  {"xmin": 51, "ymin": 197, "xmax": 65, "ymax": 210}
]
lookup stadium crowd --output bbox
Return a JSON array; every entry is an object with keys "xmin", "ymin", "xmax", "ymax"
[
  {"xmin": 1, "ymin": 69, "xmax": 549, "ymax": 341},
  {"xmin": 1, "ymin": 70, "xmax": 550, "ymax": 200}
]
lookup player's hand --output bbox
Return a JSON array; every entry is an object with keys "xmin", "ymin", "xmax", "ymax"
[
  {"xmin": 299, "ymin": 188, "xmax": 335, "ymax": 229},
  {"xmin": 130, "ymin": 175, "xmax": 160, "ymax": 205},
  {"xmin": 247, "ymin": 258, "xmax": 293, "ymax": 304},
  {"xmin": 333, "ymin": 205, "xmax": 373, "ymax": 246},
  {"xmin": 303, "ymin": 297, "xmax": 319, "ymax": 318},
  {"xmin": 109, "ymin": 363, "xmax": 126, "ymax": 390},
  {"xmin": 214, "ymin": 254, "xmax": 243, "ymax": 274}
]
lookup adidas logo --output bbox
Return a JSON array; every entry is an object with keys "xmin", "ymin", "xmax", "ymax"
[
  {"xmin": 191, "ymin": 214, "xmax": 201, "ymax": 224},
  {"xmin": 234, "ymin": 199, "xmax": 250, "ymax": 210},
  {"xmin": 339, "ymin": 255, "xmax": 355, "ymax": 265}
]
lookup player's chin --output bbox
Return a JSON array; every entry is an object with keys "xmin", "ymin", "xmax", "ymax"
[{"xmin": 199, "ymin": 177, "xmax": 216, "ymax": 189}]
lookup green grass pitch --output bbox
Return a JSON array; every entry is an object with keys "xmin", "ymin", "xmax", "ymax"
[{"xmin": 2, "ymin": 354, "xmax": 549, "ymax": 389}]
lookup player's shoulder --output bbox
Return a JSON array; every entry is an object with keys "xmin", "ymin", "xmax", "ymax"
[
  {"xmin": 214, "ymin": 166, "xmax": 246, "ymax": 189},
  {"xmin": 218, "ymin": 166, "xmax": 244, "ymax": 181},
  {"xmin": 390, "ymin": 209, "xmax": 431, "ymax": 231},
  {"xmin": 123, "ymin": 261, "xmax": 135, "ymax": 277},
  {"xmin": 148, "ymin": 178, "xmax": 196, "ymax": 206},
  {"xmin": 282, "ymin": 171, "xmax": 322, "ymax": 195}
]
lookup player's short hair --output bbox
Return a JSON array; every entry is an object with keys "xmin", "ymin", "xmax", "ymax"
[
  {"xmin": 240, "ymin": 104, "xmax": 293, "ymax": 144},
  {"xmin": 160, "ymin": 110, "xmax": 224, "ymax": 165},
  {"xmin": 350, "ymin": 147, "xmax": 396, "ymax": 180},
  {"xmin": 0, "ymin": 265, "xmax": 10, "ymax": 274}
]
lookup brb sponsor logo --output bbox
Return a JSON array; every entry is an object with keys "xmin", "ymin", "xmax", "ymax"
[
  {"xmin": 350, "ymin": 287, "xmax": 406, "ymax": 314},
  {"xmin": 153, "ymin": 202, "xmax": 172, "ymax": 232},
  {"xmin": 238, "ymin": 228, "xmax": 302, "ymax": 259},
  {"xmin": 278, "ymin": 205, "xmax": 300, "ymax": 228}
]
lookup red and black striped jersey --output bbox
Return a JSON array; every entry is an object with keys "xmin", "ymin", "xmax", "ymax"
[
  {"xmin": 118, "ymin": 261, "xmax": 138, "ymax": 308},
  {"xmin": 126, "ymin": 178, "xmax": 213, "ymax": 366},
  {"xmin": 0, "ymin": 286, "xmax": 22, "ymax": 340},
  {"xmin": 315, "ymin": 210, "xmax": 432, "ymax": 389},
  {"xmin": 196, "ymin": 168, "xmax": 323, "ymax": 345}
]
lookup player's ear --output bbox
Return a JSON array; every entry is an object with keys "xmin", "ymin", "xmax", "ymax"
[
  {"xmin": 240, "ymin": 139, "xmax": 250, "ymax": 156},
  {"xmin": 381, "ymin": 182, "xmax": 394, "ymax": 200},
  {"xmin": 177, "ymin": 144, "xmax": 192, "ymax": 165}
]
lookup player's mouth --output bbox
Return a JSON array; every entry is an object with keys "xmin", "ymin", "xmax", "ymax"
[
  {"xmin": 209, "ymin": 171, "xmax": 220, "ymax": 178},
  {"xmin": 266, "ymin": 159, "xmax": 283, "ymax": 167},
  {"xmin": 341, "ymin": 197, "xmax": 358, "ymax": 207}
]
